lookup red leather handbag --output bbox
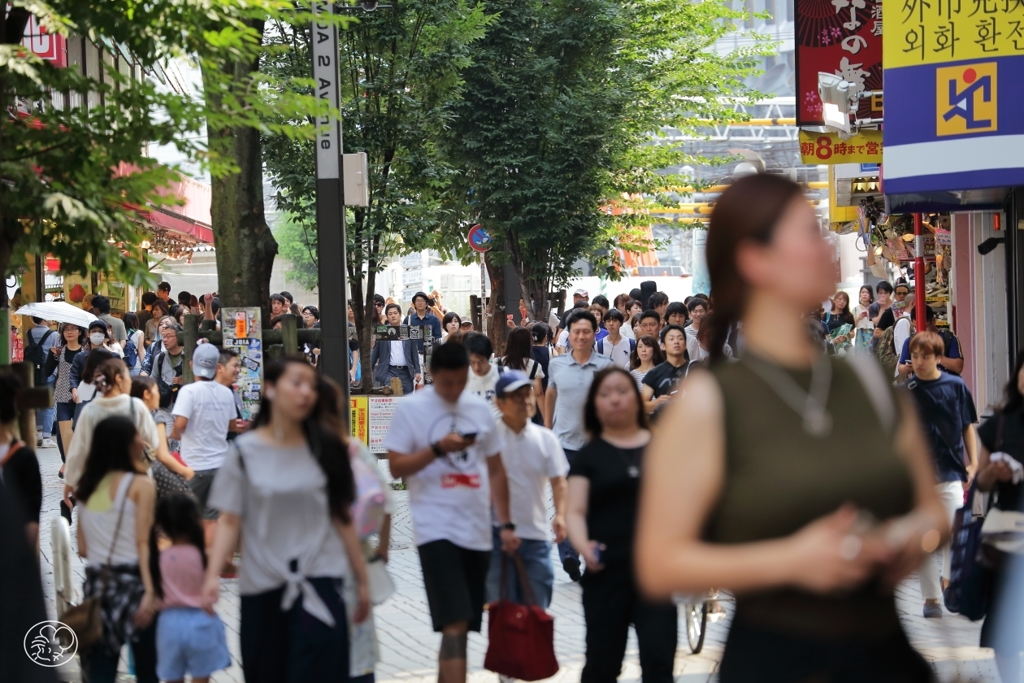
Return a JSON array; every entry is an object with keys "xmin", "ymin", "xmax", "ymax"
[{"xmin": 484, "ymin": 553, "xmax": 559, "ymax": 681}]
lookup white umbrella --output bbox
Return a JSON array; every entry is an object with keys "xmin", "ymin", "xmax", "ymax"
[{"xmin": 15, "ymin": 302, "xmax": 100, "ymax": 329}]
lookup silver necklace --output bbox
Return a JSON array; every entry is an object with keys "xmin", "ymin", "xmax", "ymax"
[{"xmin": 741, "ymin": 353, "xmax": 833, "ymax": 438}]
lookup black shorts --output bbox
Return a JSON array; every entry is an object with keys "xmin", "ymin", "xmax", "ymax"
[
  {"xmin": 188, "ymin": 468, "xmax": 220, "ymax": 520},
  {"xmin": 418, "ymin": 540, "xmax": 490, "ymax": 633}
]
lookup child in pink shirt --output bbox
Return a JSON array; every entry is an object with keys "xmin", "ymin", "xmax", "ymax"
[{"xmin": 150, "ymin": 493, "xmax": 231, "ymax": 683}]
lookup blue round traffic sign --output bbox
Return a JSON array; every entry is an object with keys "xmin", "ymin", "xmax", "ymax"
[{"xmin": 468, "ymin": 224, "xmax": 493, "ymax": 252}]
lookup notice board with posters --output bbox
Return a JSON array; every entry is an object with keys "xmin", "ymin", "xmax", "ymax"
[
  {"xmin": 350, "ymin": 396, "xmax": 369, "ymax": 445},
  {"xmin": 368, "ymin": 396, "xmax": 398, "ymax": 454},
  {"xmin": 796, "ymin": 0, "xmax": 883, "ymax": 126},
  {"xmin": 883, "ymin": 0, "xmax": 1024, "ymax": 194},
  {"xmin": 221, "ymin": 307, "xmax": 264, "ymax": 421}
]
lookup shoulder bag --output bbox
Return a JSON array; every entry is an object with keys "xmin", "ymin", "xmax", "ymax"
[
  {"xmin": 484, "ymin": 553, "xmax": 559, "ymax": 681},
  {"xmin": 943, "ymin": 415, "xmax": 1003, "ymax": 620},
  {"xmin": 62, "ymin": 475, "xmax": 132, "ymax": 649}
]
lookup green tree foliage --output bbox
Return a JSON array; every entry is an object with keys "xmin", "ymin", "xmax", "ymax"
[
  {"xmin": 442, "ymin": 0, "xmax": 772, "ymax": 320},
  {"xmin": 0, "ymin": 1, "xmax": 333, "ymax": 311},
  {"xmin": 261, "ymin": 0, "xmax": 494, "ymax": 386},
  {"xmin": 272, "ymin": 213, "xmax": 319, "ymax": 291}
]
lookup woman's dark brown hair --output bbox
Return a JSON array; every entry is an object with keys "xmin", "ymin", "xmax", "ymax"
[
  {"xmin": 630, "ymin": 335, "xmax": 665, "ymax": 370},
  {"xmin": 705, "ymin": 174, "xmax": 806, "ymax": 361},
  {"xmin": 583, "ymin": 367, "xmax": 650, "ymax": 438}
]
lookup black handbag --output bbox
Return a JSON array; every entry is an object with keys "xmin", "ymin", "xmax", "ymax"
[{"xmin": 943, "ymin": 415, "xmax": 1004, "ymax": 620}]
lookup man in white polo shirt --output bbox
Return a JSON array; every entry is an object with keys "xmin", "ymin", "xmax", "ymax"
[
  {"xmin": 171, "ymin": 342, "xmax": 236, "ymax": 540},
  {"xmin": 385, "ymin": 342, "xmax": 519, "ymax": 683},
  {"xmin": 487, "ymin": 371, "xmax": 568, "ymax": 609}
]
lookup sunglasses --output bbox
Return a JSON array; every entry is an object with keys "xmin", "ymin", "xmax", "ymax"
[{"xmin": 895, "ymin": 290, "xmax": 909, "ymax": 296}]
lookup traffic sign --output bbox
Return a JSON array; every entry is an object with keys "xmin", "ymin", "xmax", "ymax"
[{"xmin": 468, "ymin": 224, "xmax": 493, "ymax": 253}]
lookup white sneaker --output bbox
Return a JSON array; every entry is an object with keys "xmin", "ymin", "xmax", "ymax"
[{"xmin": 40, "ymin": 438, "xmax": 57, "ymax": 449}]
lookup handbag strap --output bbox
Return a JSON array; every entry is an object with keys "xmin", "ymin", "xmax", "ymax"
[
  {"xmin": 95, "ymin": 473, "xmax": 133, "ymax": 597},
  {"xmin": 996, "ymin": 413, "xmax": 1006, "ymax": 451},
  {"xmin": 497, "ymin": 550, "xmax": 540, "ymax": 607}
]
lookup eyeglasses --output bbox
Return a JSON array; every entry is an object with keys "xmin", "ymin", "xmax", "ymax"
[{"xmin": 895, "ymin": 290, "xmax": 910, "ymax": 296}]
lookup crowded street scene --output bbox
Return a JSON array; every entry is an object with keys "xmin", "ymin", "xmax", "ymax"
[{"xmin": 3, "ymin": 0, "xmax": 1024, "ymax": 682}]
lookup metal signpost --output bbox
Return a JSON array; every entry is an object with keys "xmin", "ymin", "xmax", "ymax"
[
  {"xmin": 468, "ymin": 225, "xmax": 493, "ymax": 335},
  {"xmin": 312, "ymin": 0, "xmax": 350, "ymax": 427}
]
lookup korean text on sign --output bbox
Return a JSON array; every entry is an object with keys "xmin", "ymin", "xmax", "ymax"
[{"xmin": 884, "ymin": 0, "xmax": 1024, "ymax": 68}]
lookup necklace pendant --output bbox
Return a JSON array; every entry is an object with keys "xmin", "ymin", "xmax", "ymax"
[
  {"xmin": 803, "ymin": 411, "xmax": 833, "ymax": 438},
  {"xmin": 627, "ymin": 465, "xmax": 640, "ymax": 479}
]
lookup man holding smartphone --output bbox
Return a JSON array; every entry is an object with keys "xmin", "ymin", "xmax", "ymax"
[{"xmin": 385, "ymin": 343, "xmax": 519, "ymax": 683}]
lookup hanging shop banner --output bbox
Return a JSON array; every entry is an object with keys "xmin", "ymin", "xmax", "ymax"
[
  {"xmin": 350, "ymin": 396, "xmax": 369, "ymax": 445},
  {"xmin": 800, "ymin": 130, "xmax": 884, "ymax": 164},
  {"xmin": 796, "ymin": 0, "xmax": 883, "ymax": 126},
  {"xmin": 882, "ymin": 2, "xmax": 1024, "ymax": 194},
  {"xmin": 221, "ymin": 307, "xmax": 264, "ymax": 420}
]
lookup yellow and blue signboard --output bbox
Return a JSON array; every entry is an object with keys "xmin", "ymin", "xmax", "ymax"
[{"xmin": 883, "ymin": 3, "xmax": 1024, "ymax": 194}]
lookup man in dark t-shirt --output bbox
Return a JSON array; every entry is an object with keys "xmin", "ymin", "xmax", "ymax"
[
  {"xmin": 641, "ymin": 325, "xmax": 689, "ymax": 415},
  {"xmin": 903, "ymin": 330, "xmax": 977, "ymax": 619}
]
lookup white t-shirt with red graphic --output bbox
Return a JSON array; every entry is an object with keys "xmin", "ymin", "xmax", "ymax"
[{"xmin": 383, "ymin": 386, "xmax": 504, "ymax": 551}]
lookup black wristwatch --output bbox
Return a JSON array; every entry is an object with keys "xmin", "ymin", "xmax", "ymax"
[
  {"xmin": 500, "ymin": 522, "xmax": 516, "ymax": 532},
  {"xmin": 431, "ymin": 442, "xmax": 444, "ymax": 458}
]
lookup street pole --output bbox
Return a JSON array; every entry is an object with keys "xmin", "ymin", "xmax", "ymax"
[
  {"xmin": 479, "ymin": 252, "xmax": 487, "ymax": 336},
  {"xmin": 913, "ymin": 213, "xmax": 927, "ymax": 330},
  {"xmin": 312, "ymin": 0, "xmax": 350, "ymax": 430}
]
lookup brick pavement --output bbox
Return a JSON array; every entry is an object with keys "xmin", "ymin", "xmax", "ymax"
[{"xmin": 32, "ymin": 445, "xmax": 1002, "ymax": 682}]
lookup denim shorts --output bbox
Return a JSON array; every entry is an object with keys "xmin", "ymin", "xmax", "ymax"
[
  {"xmin": 156, "ymin": 607, "xmax": 231, "ymax": 681},
  {"xmin": 56, "ymin": 401, "xmax": 76, "ymax": 422}
]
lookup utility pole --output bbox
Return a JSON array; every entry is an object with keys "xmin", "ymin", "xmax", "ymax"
[{"xmin": 312, "ymin": 0, "xmax": 350, "ymax": 428}]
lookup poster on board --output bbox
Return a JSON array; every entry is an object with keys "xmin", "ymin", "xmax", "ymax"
[
  {"xmin": 221, "ymin": 307, "xmax": 264, "ymax": 421},
  {"xmin": 350, "ymin": 396, "xmax": 369, "ymax": 445},
  {"xmin": 369, "ymin": 396, "xmax": 398, "ymax": 454}
]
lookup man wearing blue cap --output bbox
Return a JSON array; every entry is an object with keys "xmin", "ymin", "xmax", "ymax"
[{"xmin": 489, "ymin": 371, "xmax": 569, "ymax": 610}]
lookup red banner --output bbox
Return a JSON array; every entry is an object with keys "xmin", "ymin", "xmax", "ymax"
[
  {"xmin": 795, "ymin": 0, "xmax": 882, "ymax": 126},
  {"xmin": 19, "ymin": 13, "xmax": 66, "ymax": 67}
]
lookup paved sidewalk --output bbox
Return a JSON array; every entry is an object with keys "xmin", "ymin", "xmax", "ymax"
[{"xmin": 32, "ymin": 445, "xmax": 1000, "ymax": 682}]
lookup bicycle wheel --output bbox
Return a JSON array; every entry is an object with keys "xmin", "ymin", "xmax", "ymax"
[
  {"xmin": 51, "ymin": 516, "xmax": 75, "ymax": 618},
  {"xmin": 685, "ymin": 601, "xmax": 707, "ymax": 654}
]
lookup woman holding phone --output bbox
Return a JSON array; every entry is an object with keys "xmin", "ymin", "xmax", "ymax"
[
  {"xmin": 567, "ymin": 367, "xmax": 676, "ymax": 683},
  {"xmin": 635, "ymin": 174, "xmax": 947, "ymax": 682}
]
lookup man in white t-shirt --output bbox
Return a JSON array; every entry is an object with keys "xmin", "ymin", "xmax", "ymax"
[
  {"xmin": 487, "ymin": 371, "xmax": 568, "ymax": 609},
  {"xmin": 171, "ymin": 342, "xmax": 237, "ymax": 534},
  {"xmin": 385, "ymin": 343, "xmax": 519, "ymax": 683},
  {"xmin": 596, "ymin": 309, "xmax": 634, "ymax": 370},
  {"xmin": 464, "ymin": 332, "xmax": 501, "ymax": 408}
]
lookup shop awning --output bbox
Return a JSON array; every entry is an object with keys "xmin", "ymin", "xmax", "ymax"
[{"xmin": 135, "ymin": 208, "xmax": 214, "ymax": 244}]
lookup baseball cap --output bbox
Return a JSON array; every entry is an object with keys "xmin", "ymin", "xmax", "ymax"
[
  {"xmin": 192, "ymin": 342, "xmax": 221, "ymax": 379},
  {"xmin": 495, "ymin": 370, "xmax": 533, "ymax": 398},
  {"xmin": 574, "ymin": 288, "xmax": 589, "ymax": 298}
]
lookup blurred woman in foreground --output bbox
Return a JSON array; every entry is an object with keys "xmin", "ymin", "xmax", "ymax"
[{"xmin": 635, "ymin": 173, "xmax": 948, "ymax": 682}]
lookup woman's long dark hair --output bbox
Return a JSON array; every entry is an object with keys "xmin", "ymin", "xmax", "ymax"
[
  {"xmin": 583, "ymin": 367, "xmax": 649, "ymax": 438},
  {"xmin": 705, "ymin": 174, "xmax": 806, "ymax": 361},
  {"xmin": 76, "ymin": 415, "xmax": 139, "ymax": 503},
  {"xmin": 1001, "ymin": 350, "xmax": 1024, "ymax": 414},
  {"xmin": 149, "ymin": 492, "xmax": 206, "ymax": 600},
  {"xmin": 502, "ymin": 327, "xmax": 533, "ymax": 371},
  {"xmin": 253, "ymin": 356, "xmax": 355, "ymax": 523},
  {"xmin": 93, "ymin": 358, "xmax": 129, "ymax": 397},
  {"xmin": 831, "ymin": 292, "xmax": 855, "ymax": 325},
  {"xmin": 630, "ymin": 335, "xmax": 664, "ymax": 370},
  {"xmin": 81, "ymin": 348, "xmax": 116, "ymax": 385}
]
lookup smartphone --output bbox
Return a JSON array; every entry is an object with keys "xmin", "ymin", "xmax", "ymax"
[
  {"xmin": 507, "ymin": 314, "xmax": 513, "ymax": 320},
  {"xmin": 593, "ymin": 545, "xmax": 603, "ymax": 563},
  {"xmin": 460, "ymin": 432, "xmax": 478, "ymax": 442}
]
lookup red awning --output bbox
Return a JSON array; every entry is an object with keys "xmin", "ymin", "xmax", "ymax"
[{"xmin": 136, "ymin": 208, "xmax": 214, "ymax": 244}]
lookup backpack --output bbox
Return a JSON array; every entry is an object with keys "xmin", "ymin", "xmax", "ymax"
[
  {"xmin": 348, "ymin": 441, "xmax": 387, "ymax": 540},
  {"xmin": 24, "ymin": 329, "xmax": 54, "ymax": 386},
  {"xmin": 875, "ymin": 320, "xmax": 901, "ymax": 378},
  {"xmin": 123, "ymin": 329, "xmax": 139, "ymax": 369},
  {"xmin": 597, "ymin": 337, "xmax": 635, "ymax": 356}
]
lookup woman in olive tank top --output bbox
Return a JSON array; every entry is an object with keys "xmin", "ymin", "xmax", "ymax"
[{"xmin": 634, "ymin": 174, "xmax": 950, "ymax": 683}]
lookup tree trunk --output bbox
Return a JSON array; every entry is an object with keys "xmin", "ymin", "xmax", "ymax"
[
  {"xmin": 203, "ymin": 21, "xmax": 277, "ymax": 321},
  {"xmin": 484, "ymin": 251, "xmax": 508, "ymax": 356},
  {"xmin": 0, "ymin": 8, "xmax": 31, "ymax": 311}
]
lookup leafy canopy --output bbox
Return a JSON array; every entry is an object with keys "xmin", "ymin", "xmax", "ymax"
[{"xmin": 0, "ymin": 0, "xmax": 341, "ymax": 287}]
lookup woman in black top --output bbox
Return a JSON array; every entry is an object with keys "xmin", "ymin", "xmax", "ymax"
[
  {"xmin": 0, "ymin": 370, "xmax": 42, "ymax": 551},
  {"xmin": 976, "ymin": 350, "xmax": 1024, "ymax": 683},
  {"xmin": 566, "ymin": 367, "xmax": 676, "ymax": 683}
]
